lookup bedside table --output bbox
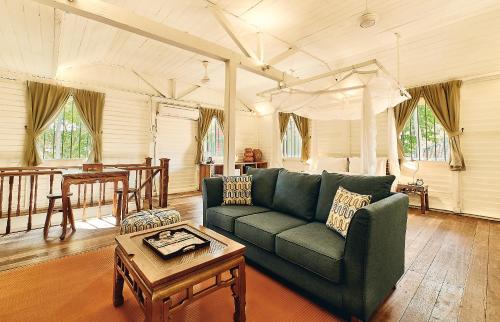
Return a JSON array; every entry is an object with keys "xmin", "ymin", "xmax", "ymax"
[{"xmin": 396, "ymin": 183, "xmax": 429, "ymax": 214}]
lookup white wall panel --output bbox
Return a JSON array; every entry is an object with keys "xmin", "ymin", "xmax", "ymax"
[
  {"xmin": 156, "ymin": 116, "xmax": 198, "ymax": 194},
  {"xmin": 0, "ymin": 78, "xmax": 25, "ymax": 165},
  {"xmin": 235, "ymin": 112, "xmax": 259, "ymax": 161},
  {"xmin": 315, "ymin": 119, "xmax": 350, "ymax": 157},
  {"xmin": 460, "ymin": 78, "xmax": 500, "ymax": 219},
  {"xmin": 102, "ymin": 90, "xmax": 151, "ymax": 163}
]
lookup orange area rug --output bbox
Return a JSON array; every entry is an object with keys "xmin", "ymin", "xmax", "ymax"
[{"xmin": 0, "ymin": 246, "xmax": 341, "ymax": 322}]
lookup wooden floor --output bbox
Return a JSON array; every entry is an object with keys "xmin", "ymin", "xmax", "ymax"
[{"xmin": 0, "ymin": 192, "xmax": 499, "ymax": 322}]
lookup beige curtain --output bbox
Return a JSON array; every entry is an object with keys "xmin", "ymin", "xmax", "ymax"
[
  {"xmin": 73, "ymin": 89, "xmax": 105, "ymax": 163},
  {"xmin": 23, "ymin": 81, "xmax": 71, "ymax": 166},
  {"xmin": 292, "ymin": 114, "xmax": 311, "ymax": 162},
  {"xmin": 422, "ymin": 80, "xmax": 465, "ymax": 171},
  {"xmin": 213, "ymin": 109, "xmax": 224, "ymax": 132},
  {"xmin": 195, "ymin": 107, "xmax": 224, "ymax": 164},
  {"xmin": 394, "ymin": 87, "xmax": 422, "ymax": 159},
  {"xmin": 278, "ymin": 112, "xmax": 291, "ymax": 140}
]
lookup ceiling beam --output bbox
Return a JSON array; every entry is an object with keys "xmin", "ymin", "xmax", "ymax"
[
  {"xmin": 176, "ymin": 84, "xmax": 200, "ymax": 99},
  {"xmin": 51, "ymin": 9, "xmax": 63, "ymax": 77},
  {"xmin": 31, "ymin": 0, "xmax": 298, "ymax": 84},
  {"xmin": 210, "ymin": 5, "xmax": 259, "ymax": 62},
  {"xmin": 132, "ymin": 70, "xmax": 168, "ymax": 97},
  {"xmin": 257, "ymin": 59, "xmax": 378, "ymax": 96},
  {"xmin": 267, "ymin": 46, "xmax": 298, "ymax": 66},
  {"xmin": 168, "ymin": 79, "xmax": 176, "ymax": 99}
]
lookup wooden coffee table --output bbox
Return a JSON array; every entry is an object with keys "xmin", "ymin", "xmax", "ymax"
[{"xmin": 113, "ymin": 221, "xmax": 246, "ymax": 322}]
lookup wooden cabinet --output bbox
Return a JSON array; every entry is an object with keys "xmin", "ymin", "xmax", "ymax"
[{"xmin": 198, "ymin": 162, "xmax": 268, "ymax": 191}]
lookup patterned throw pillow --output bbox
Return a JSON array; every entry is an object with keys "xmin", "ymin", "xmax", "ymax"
[
  {"xmin": 222, "ymin": 175, "xmax": 253, "ymax": 206},
  {"xmin": 326, "ymin": 186, "xmax": 372, "ymax": 238}
]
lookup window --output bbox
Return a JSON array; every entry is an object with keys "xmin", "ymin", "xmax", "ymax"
[
  {"xmin": 203, "ymin": 117, "xmax": 224, "ymax": 161},
  {"xmin": 401, "ymin": 98, "xmax": 449, "ymax": 161},
  {"xmin": 38, "ymin": 96, "xmax": 92, "ymax": 160},
  {"xmin": 282, "ymin": 117, "xmax": 302, "ymax": 159}
]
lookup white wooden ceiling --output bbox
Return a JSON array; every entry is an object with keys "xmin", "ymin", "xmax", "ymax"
[{"xmin": 1, "ymin": 0, "xmax": 500, "ymax": 105}]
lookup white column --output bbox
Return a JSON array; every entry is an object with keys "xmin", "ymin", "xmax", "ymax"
[
  {"xmin": 360, "ymin": 87, "xmax": 377, "ymax": 175},
  {"xmin": 387, "ymin": 107, "xmax": 401, "ymax": 190},
  {"xmin": 223, "ymin": 59, "xmax": 237, "ymax": 176}
]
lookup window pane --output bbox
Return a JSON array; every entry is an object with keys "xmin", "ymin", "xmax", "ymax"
[
  {"xmin": 37, "ymin": 95, "xmax": 91, "ymax": 161},
  {"xmin": 400, "ymin": 98, "xmax": 449, "ymax": 162},
  {"xmin": 203, "ymin": 117, "xmax": 224, "ymax": 162},
  {"xmin": 282, "ymin": 117, "xmax": 302, "ymax": 159}
]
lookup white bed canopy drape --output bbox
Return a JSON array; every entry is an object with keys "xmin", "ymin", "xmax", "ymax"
[{"xmin": 258, "ymin": 60, "xmax": 409, "ymax": 177}]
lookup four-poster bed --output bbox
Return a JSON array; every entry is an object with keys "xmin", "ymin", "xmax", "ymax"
[{"xmin": 257, "ymin": 59, "xmax": 409, "ymax": 179}]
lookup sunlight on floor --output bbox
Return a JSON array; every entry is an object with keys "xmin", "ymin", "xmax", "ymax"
[{"xmin": 75, "ymin": 216, "xmax": 116, "ymax": 230}]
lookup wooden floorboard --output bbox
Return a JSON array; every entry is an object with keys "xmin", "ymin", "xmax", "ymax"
[{"xmin": 0, "ymin": 192, "xmax": 499, "ymax": 321}]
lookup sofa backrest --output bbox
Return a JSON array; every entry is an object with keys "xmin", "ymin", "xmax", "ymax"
[
  {"xmin": 246, "ymin": 167, "xmax": 281, "ymax": 208},
  {"xmin": 315, "ymin": 170, "xmax": 396, "ymax": 223},
  {"xmin": 272, "ymin": 169, "xmax": 321, "ymax": 220}
]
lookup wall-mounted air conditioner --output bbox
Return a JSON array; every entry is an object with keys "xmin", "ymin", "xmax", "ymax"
[{"xmin": 157, "ymin": 103, "xmax": 199, "ymax": 120}]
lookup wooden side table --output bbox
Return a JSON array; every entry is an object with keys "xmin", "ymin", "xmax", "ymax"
[
  {"xmin": 114, "ymin": 222, "xmax": 246, "ymax": 322},
  {"xmin": 396, "ymin": 183, "xmax": 429, "ymax": 214},
  {"xmin": 60, "ymin": 168, "xmax": 129, "ymax": 240}
]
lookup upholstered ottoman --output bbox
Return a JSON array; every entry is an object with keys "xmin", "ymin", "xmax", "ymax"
[{"xmin": 120, "ymin": 209, "xmax": 181, "ymax": 234}]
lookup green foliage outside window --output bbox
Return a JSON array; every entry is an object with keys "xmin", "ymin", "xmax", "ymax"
[
  {"xmin": 38, "ymin": 96, "xmax": 91, "ymax": 160},
  {"xmin": 401, "ymin": 99, "xmax": 449, "ymax": 161}
]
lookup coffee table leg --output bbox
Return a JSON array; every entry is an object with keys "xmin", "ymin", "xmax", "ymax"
[
  {"xmin": 113, "ymin": 255, "xmax": 124, "ymax": 307},
  {"xmin": 231, "ymin": 259, "xmax": 246, "ymax": 322},
  {"xmin": 145, "ymin": 294, "xmax": 164, "ymax": 322}
]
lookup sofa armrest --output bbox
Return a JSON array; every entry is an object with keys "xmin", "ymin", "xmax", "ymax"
[
  {"xmin": 202, "ymin": 177, "xmax": 223, "ymax": 226},
  {"xmin": 343, "ymin": 193, "xmax": 409, "ymax": 320}
]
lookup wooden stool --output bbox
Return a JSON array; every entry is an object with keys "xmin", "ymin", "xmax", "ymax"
[
  {"xmin": 115, "ymin": 188, "xmax": 140, "ymax": 217},
  {"xmin": 44, "ymin": 193, "xmax": 74, "ymax": 239}
]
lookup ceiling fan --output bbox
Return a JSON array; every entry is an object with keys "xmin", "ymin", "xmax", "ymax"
[
  {"xmin": 201, "ymin": 60, "xmax": 210, "ymax": 84},
  {"xmin": 360, "ymin": 0, "xmax": 378, "ymax": 28}
]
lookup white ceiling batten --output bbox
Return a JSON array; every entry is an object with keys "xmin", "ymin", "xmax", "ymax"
[
  {"xmin": 209, "ymin": 5, "xmax": 260, "ymax": 63},
  {"xmin": 29, "ymin": 0, "xmax": 298, "ymax": 84},
  {"xmin": 51, "ymin": 9, "xmax": 63, "ymax": 77}
]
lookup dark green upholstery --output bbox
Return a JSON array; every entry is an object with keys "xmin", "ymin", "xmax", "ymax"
[
  {"xmin": 207, "ymin": 224, "xmax": 345, "ymax": 315},
  {"xmin": 235, "ymin": 211, "xmax": 307, "ymax": 252},
  {"xmin": 206, "ymin": 205, "xmax": 270, "ymax": 233},
  {"xmin": 342, "ymin": 193, "xmax": 408, "ymax": 320},
  {"xmin": 315, "ymin": 171, "xmax": 396, "ymax": 222},
  {"xmin": 202, "ymin": 172, "xmax": 408, "ymax": 321},
  {"xmin": 246, "ymin": 167, "xmax": 281, "ymax": 208},
  {"xmin": 276, "ymin": 222, "xmax": 345, "ymax": 283},
  {"xmin": 202, "ymin": 177, "xmax": 223, "ymax": 225},
  {"xmin": 272, "ymin": 169, "xmax": 321, "ymax": 220}
]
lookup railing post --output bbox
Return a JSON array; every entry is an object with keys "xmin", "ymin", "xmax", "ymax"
[
  {"xmin": 159, "ymin": 158, "xmax": 170, "ymax": 208},
  {"xmin": 145, "ymin": 157, "xmax": 153, "ymax": 210}
]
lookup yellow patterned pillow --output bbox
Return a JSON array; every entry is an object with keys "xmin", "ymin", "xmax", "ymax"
[
  {"xmin": 326, "ymin": 186, "xmax": 371, "ymax": 238},
  {"xmin": 222, "ymin": 175, "xmax": 253, "ymax": 206}
]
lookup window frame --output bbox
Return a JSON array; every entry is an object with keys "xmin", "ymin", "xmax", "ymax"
[
  {"xmin": 282, "ymin": 116, "xmax": 302, "ymax": 160},
  {"xmin": 202, "ymin": 116, "xmax": 224, "ymax": 162},
  {"xmin": 400, "ymin": 98, "xmax": 450, "ymax": 162},
  {"xmin": 37, "ymin": 95, "xmax": 92, "ymax": 162}
]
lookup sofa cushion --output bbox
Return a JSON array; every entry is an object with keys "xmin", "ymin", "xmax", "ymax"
[
  {"xmin": 272, "ymin": 169, "xmax": 321, "ymax": 220},
  {"xmin": 276, "ymin": 222, "xmax": 345, "ymax": 283},
  {"xmin": 206, "ymin": 205, "xmax": 270, "ymax": 233},
  {"xmin": 326, "ymin": 186, "xmax": 372, "ymax": 238},
  {"xmin": 246, "ymin": 167, "xmax": 281, "ymax": 208},
  {"xmin": 222, "ymin": 175, "xmax": 253, "ymax": 205},
  {"xmin": 235, "ymin": 211, "xmax": 307, "ymax": 252},
  {"xmin": 315, "ymin": 171, "xmax": 395, "ymax": 223},
  {"xmin": 120, "ymin": 209, "xmax": 181, "ymax": 235}
]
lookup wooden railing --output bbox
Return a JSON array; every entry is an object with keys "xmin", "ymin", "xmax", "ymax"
[{"xmin": 0, "ymin": 157, "xmax": 170, "ymax": 234}]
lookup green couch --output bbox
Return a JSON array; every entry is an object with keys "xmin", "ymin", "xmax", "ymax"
[{"xmin": 202, "ymin": 168, "xmax": 408, "ymax": 321}]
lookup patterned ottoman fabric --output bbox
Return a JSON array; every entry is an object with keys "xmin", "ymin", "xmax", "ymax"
[{"xmin": 120, "ymin": 209, "xmax": 182, "ymax": 235}]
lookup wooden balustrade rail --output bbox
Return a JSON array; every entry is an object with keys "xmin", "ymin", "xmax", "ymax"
[{"xmin": 0, "ymin": 157, "xmax": 170, "ymax": 235}]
